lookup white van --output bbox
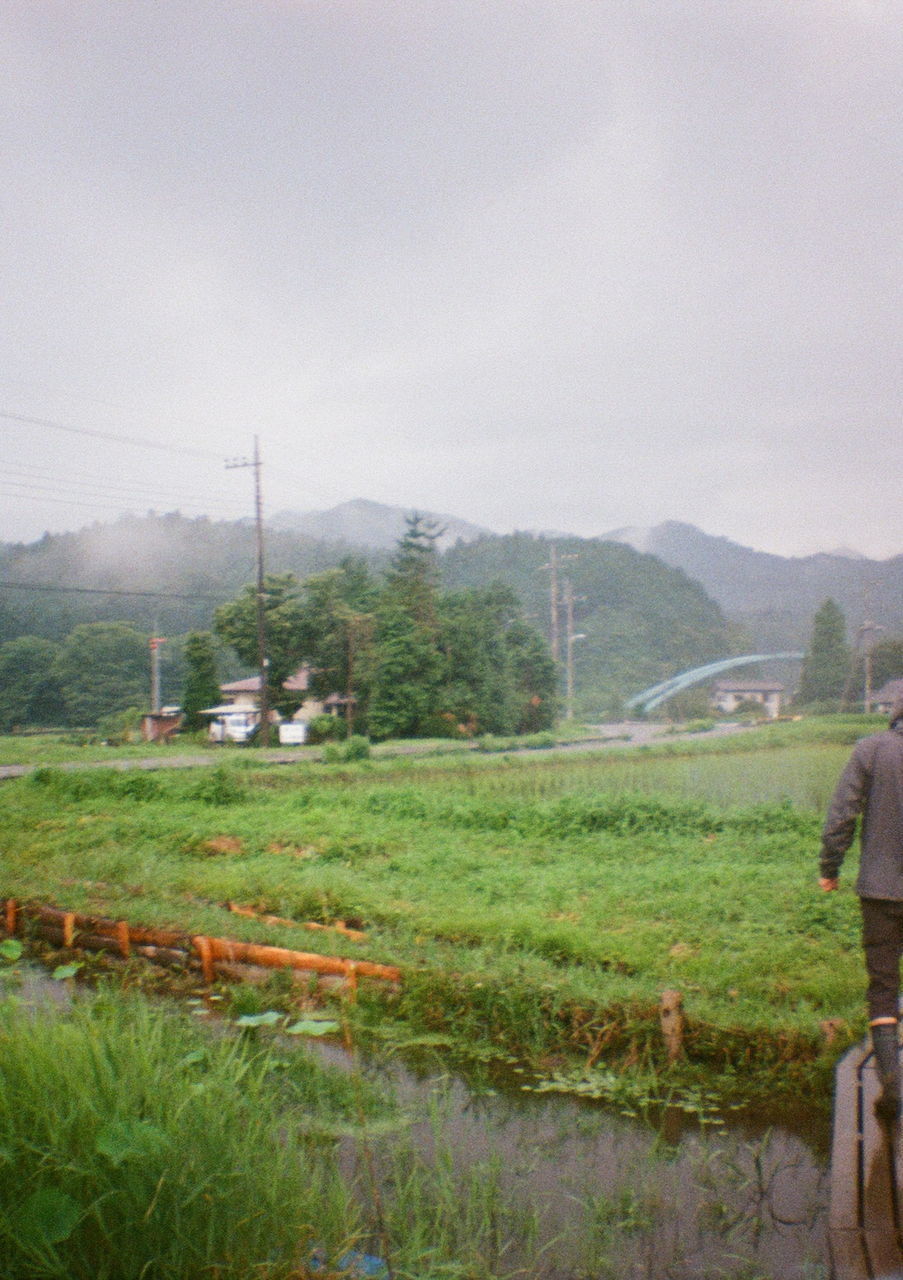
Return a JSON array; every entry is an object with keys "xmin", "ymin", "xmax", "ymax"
[{"xmin": 209, "ymin": 710, "xmax": 259, "ymax": 744}]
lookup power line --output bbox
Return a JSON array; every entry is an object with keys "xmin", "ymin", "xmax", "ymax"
[
  {"xmin": 0, "ymin": 408, "xmax": 225, "ymax": 460},
  {"xmin": 0, "ymin": 490, "xmax": 245, "ymax": 522},
  {"xmin": 0, "ymin": 477, "xmax": 226, "ymax": 507},
  {"xmin": 0, "ymin": 480, "xmax": 242, "ymax": 520},
  {"xmin": 0, "ymin": 581, "xmax": 231, "ymax": 601},
  {"xmin": 0, "ymin": 460, "xmax": 240, "ymax": 506}
]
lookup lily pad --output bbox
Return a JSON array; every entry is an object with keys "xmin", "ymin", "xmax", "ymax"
[
  {"xmin": 234, "ymin": 1011, "xmax": 283, "ymax": 1028},
  {"xmin": 285, "ymin": 1019, "xmax": 341, "ymax": 1037}
]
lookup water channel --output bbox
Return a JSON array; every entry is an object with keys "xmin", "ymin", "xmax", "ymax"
[
  {"xmin": 4, "ymin": 962, "xmax": 832, "ymax": 1279},
  {"xmin": 317, "ymin": 1041, "xmax": 831, "ymax": 1280}
]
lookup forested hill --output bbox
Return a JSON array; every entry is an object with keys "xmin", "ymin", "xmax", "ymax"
[
  {"xmin": 0, "ymin": 515, "xmax": 730, "ymax": 717},
  {"xmin": 604, "ymin": 522, "xmax": 903, "ymax": 650},
  {"xmin": 0, "ymin": 513, "xmax": 386, "ymax": 643},
  {"xmin": 441, "ymin": 533, "xmax": 730, "ymax": 711}
]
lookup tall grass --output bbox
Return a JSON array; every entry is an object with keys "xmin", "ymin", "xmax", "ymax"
[
  {"xmin": 0, "ymin": 717, "xmax": 876, "ymax": 1099},
  {"xmin": 0, "ymin": 988, "xmax": 359, "ymax": 1279}
]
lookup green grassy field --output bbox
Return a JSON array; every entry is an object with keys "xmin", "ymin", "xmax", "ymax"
[{"xmin": 0, "ymin": 716, "xmax": 882, "ymax": 1106}]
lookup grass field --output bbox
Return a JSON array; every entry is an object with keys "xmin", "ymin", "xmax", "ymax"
[{"xmin": 0, "ymin": 716, "xmax": 882, "ymax": 1108}]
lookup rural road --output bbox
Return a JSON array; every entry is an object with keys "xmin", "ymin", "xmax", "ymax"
[{"xmin": 0, "ymin": 721, "xmax": 753, "ymax": 781}]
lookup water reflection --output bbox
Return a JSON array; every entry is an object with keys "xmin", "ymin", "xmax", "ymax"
[
  {"xmin": 320, "ymin": 1046, "xmax": 831, "ymax": 1279},
  {"xmin": 1, "ymin": 965, "xmax": 831, "ymax": 1278}
]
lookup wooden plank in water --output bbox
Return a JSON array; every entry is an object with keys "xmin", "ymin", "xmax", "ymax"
[
  {"xmin": 831, "ymin": 1038, "xmax": 903, "ymax": 1278},
  {"xmin": 831, "ymin": 1044, "xmax": 869, "ymax": 1232},
  {"xmin": 829, "ymin": 1229, "xmax": 870, "ymax": 1280},
  {"xmin": 860, "ymin": 1047, "xmax": 903, "ymax": 1277}
]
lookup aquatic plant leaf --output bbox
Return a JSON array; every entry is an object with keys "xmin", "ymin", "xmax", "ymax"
[
  {"xmin": 95, "ymin": 1119, "xmax": 169, "ymax": 1166},
  {"xmin": 234, "ymin": 1011, "xmax": 283, "ymax": 1028},
  {"xmin": 285, "ymin": 1019, "xmax": 340, "ymax": 1037},
  {"xmin": 0, "ymin": 939, "xmax": 23, "ymax": 962},
  {"xmin": 178, "ymin": 1049, "xmax": 208, "ymax": 1067},
  {"xmin": 16, "ymin": 1188, "xmax": 80, "ymax": 1246}
]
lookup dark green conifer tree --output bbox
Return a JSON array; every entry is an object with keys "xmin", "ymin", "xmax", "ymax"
[
  {"xmin": 797, "ymin": 598, "xmax": 851, "ymax": 705},
  {"xmin": 181, "ymin": 632, "xmax": 220, "ymax": 730}
]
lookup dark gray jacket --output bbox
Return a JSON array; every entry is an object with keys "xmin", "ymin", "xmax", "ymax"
[{"xmin": 821, "ymin": 714, "xmax": 903, "ymax": 899}]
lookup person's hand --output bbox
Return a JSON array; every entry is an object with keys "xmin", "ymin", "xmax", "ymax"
[{"xmin": 819, "ymin": 877, "xmax": 839, "ymax": 892}]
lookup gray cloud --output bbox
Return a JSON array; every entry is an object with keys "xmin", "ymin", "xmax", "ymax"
[{"xmin": 0, "ymin": 0, "xmax": 900, "ymax": 556}]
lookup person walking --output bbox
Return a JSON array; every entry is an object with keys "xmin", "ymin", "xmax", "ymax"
[{"xmin": 820, "ymin": 698, "xmax": 903, "ymax": 1121}]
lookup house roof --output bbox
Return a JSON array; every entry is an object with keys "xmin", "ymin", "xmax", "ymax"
[
  {"xmin": 874, "ymin": 678, "xmax": 903, "ymax": 704},
  {"xmin": 713, "ymin": 679, "xmax": 784, "ymax": 693},
  {"xmin": 221, "ymin": 667, "xmax": 311, "ymax": 694}
]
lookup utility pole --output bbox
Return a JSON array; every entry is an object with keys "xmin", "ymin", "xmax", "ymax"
[
  {"xmin": 859, "ymin": 620, "xmax": 885, "ymax": 714},
  {"xmin": 860, "ymin": 579, "xmax": 884, "ymax": 715},
  {"xmin": 149, "ymin": 635, "xmax": 165, "ymax": 714},
  {"xmin": 563, "ymin": 578, "xmax": 586, "ymax": 722},
  {"xmin": 539, "ymin": 544, "xmax": 579, "ymax": 725},
  {"xmin": 539, "ymin": 543, "xmax": 579, "ymax": 664},
  {"xmin": 226, "ymin": 436, "xmax": 270, "ymax": 745},
  {"xmin": 548, "ymin": 543, "xmax": 560, "ymax": 663}
]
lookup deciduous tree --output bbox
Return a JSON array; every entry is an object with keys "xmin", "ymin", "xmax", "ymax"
[
  {"xmin": 295, "ymin": 560, "xmax": 378, "ymax": 724},
  {"xmin": 213, "ymin": 574, "xmax": 306, "ymax": 714},
  {"xmin": 0, "ymin": 636, "xmax": 63, "ymax": 731},
  {"xmin": 51, "ymin": 622, "xmax": 148, "ymax": 727}
]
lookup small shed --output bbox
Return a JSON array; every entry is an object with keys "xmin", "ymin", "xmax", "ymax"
[
  {"xmin": 873, "ymin": 678, "xmax": 903, "ymax": 716},
  {"xmin": 141, "ymin": 709, "xmax": 183, "ymax": 743}
]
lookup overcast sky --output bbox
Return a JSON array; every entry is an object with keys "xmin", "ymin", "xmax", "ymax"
[{"xmin": 1, "ymin": 0, "xmax": 900, "ymax": 558}]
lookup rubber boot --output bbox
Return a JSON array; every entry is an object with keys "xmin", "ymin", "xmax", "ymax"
[{"xmin": 871, "ymin": 1022, "xmax": 901, "ymax": 1123}]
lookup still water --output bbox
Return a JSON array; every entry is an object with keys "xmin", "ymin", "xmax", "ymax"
[
  {"xmin": 6, "ymin": 964, "xmax": 831, "ymax": 1278},
  {"xmin": 315, "ymin": 1041, "xmax": 831, "ymax": 1279}
]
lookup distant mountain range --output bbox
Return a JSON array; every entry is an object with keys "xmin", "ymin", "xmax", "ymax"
[
  {"xmin": 600, "ymin": 521, "xmax": 903, "ymax": 649},
  {"xmin": 269, "ymin": 502, "xmax": 903, "ymax": 650},
  {"xmin": 2, "ymin": 502, "xmax": 901, "ymax": 679},
  {"xmin": 270, "ymin": 498, "xmax": 490, "ymax": 551}
]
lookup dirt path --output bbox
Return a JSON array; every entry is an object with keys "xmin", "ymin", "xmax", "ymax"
[{"xmin": 0, "ymin": 721, "xmax": 753, "ymax": 780}]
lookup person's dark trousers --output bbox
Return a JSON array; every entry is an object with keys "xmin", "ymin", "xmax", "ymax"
[
  {"xmin": 861, "ymin": 897, "xmax": 903, "ymax": 1021},
  {"xmin": 861, "ymin": 899, "xmax": 903, "ymax": 1120}
]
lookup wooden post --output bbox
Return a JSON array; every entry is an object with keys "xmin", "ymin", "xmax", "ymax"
[
  {"xmin": 659, "ymin": 989, "xmax": 684, "ymax": 1062},
  {"xmin": 4, "ymin": 899, "xmax": 17, "ymax": 936},
  {"xmin": 345, "ymin": 963, "xmax": 359, "ymax": 1002},
  {"xmin": 62, "ymin": 912, "xmax": 75, "ymax": 948},
  {"xmin": 194, "ymin": 935, "xmax": 215, "ymax": 984},
  {"xmin": 115, "ymin": 920, "xmax": 131, "ymax": 958}
]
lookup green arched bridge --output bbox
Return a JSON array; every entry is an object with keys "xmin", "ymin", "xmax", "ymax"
[{"xmin": 626, "ymin": 653, "xmax": 804, "ymax": 714}]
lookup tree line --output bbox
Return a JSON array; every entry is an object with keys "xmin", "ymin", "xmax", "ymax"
[
  {"xmin": 212, "ymin": 516, "xmax": 556, "ymax": 739},
  {"xmin": 0, "ymin": 517, "xmax": 557, "ymax": 738},
  {"xmin": 795, "ymin": 597, "xmax": 903, "ymax": 710}
]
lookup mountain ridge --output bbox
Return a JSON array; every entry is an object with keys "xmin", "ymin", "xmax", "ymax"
[
  {"xmin": 3, "ymin": 503, "xmax": 902, "ymax": 659},
  {"xmin": 269, "ymin": 498, "xmax": 490, "ymax": 551}
]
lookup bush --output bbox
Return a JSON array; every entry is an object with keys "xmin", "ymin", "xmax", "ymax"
[
  {"xmin": 418, "ymin": 713, "xmax": 466, "ymax": 739},
  {"xmin": 323, "ymin": 736, "xmax": 371, "ymax": 763},
  {"xmin": 344, "ymin": 734, "xmax": 371, "ymax": 761},
  {"xmin": 95, "ymin": 706, "xmax": 142, "ymax": 746},
  {"xmin": 305, "ymin": 714, "xmax": 348, "ymax": 744},
  {"xmin": 189, "ymin": 765, "xmax": 246, "ymax": 806},
  {"xmin": 792, "ymin": 699, "xmax": 844, "ymax": 716}
]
